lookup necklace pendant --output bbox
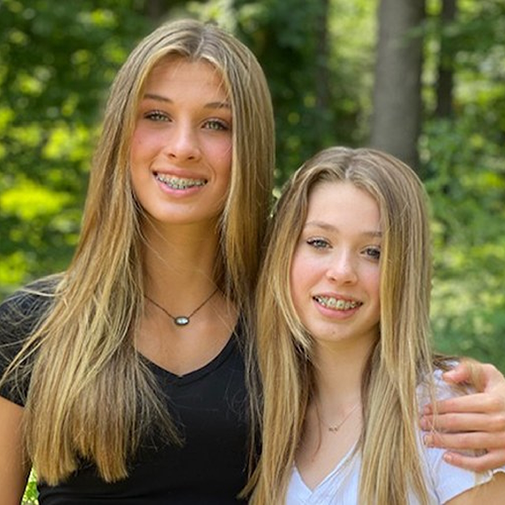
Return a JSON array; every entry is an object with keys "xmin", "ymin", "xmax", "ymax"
[
  {"xmin": 174, "ymin": 316, "xmax": 190, "ymax": 326},
  {"xmin": 145, "ymin": 288, "xmax": 219, "ymax": 329}
]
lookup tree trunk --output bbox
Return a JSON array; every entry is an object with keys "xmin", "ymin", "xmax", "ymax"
[
  {"xmin": 435, "ymin": 0, "xmax": 457, "ymax": 118},
  {"xmin": 315, "ymin": 0, "xmax": 330, "ymax": 112},
  {"xmin": 313, "ymin": 0, "xmax": 334, "ymax": 147},
  {"xmin": 145, "ymin": 0, "xmax": 169, "ymax": 23},
  {"xmin": 370, "ymin": 0, "xmax": 425, "ymax": 171}
]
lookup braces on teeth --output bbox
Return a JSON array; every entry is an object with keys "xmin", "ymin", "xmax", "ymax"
[
  {"xmin": 156, "ymin": 174, "xmax": 207, "ymax": 189},
  {"xmin": 315, "ymin": 296, "xmax": 360, "ymax": 310}
]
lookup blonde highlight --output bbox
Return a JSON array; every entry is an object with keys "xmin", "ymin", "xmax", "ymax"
[{"xmin": 2, "ymin": 19, "xmax": 274, "ymax": 485}]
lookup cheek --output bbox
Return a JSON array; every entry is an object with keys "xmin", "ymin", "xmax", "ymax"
[
  {"xmin": 130, "ymin": 130, "xmax": 146, "ymax": 168},
  {"xmin": 366, "ymin": 267, "xmax": 381, "ymax": 305},
  {"xmin": 129, "ymin": 135, "xmax": 152, "ymax": 195},
  {"xmin": 208, "ymin": 138, "xmax": 233, "ymax": 172},
  {"xmin": 212, "ymin": 144, "xmax": 233, "ymax": 198},
  {"xmin": 290, "ymin": 252, "xmax": 314, "ymax": 308},
  {"xmin": 130, "ymin": 125, "xmax": 166, "ymax": 161}
]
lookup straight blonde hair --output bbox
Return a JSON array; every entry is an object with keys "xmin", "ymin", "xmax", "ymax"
[
  {"xmin": 249, "ymin": 147, "xmax": 437, "ymax": 504},
  {"xmin": 2, "ymin": 19, "xmax": 274, "ymax": 485}
]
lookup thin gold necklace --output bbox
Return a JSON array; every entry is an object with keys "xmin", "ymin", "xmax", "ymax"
[
  {"xmin": 315, "ymin": 401, "xmax": 360, "ymax": 433},
  {"xmin": 144, "ymin": 288, "xmax": 219, "ymax": 327}
]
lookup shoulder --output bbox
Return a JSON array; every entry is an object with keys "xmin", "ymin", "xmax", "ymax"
[
  {"xmin": 417, "ymin": 363, "xmax": 467, "ymax": 405},
  {"xmin": 0, "ymin": 276, "xmax": 59, "ymax": 404},
  {"xmin": 0, "ymin": 276, "xmax": 59, "ymax": 341},
  {"xmin": 419, "ymin": 446, "xmax": 503, "ymax": 504},
  {"xmin": 416, "ymin": 366, "xmax": 500, "ymax": 504}
]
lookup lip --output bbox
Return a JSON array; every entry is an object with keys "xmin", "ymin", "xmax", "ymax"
[
  {"xmin": 312, "ymin": 293, "xmax": 363, "ymax": 319},
  {"xmin": 152, "ymin": 165, "xmax": 206, "ymax": 177}
]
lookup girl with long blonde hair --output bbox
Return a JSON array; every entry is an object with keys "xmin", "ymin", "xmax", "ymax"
[
  {"xmin": 250, "ymin": 147, "xmax": 505, "ymax": 504},
  {"xmin": 0, "ymin": 18, "xmax": 274, "ymax": 503}
]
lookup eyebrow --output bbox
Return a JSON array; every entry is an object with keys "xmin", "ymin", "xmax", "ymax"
[
  {"xmin": 304, "ymin": 221, "xmax": 382, "ymax": 238},
  {"xmin": 143, "ymin": 93, "xmax": 231, "ymax": 109}
]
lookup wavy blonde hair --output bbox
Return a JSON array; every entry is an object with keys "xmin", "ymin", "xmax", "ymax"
[
  {"xmin": 250, "ymin": 147, "xmax": 436, "ymax": 504},
  {"xmin": 2, "ymin": 19, "xmax": 274, "ymax": 484}
]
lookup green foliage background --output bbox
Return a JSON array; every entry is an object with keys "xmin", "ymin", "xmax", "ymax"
[{"xmin": 0, "ymin": 0, "xmax": 503, "ymax": 501}]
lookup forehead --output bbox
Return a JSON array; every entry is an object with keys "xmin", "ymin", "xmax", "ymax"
[
  {"xmin": 145, "ymin": 55, "xmax": 228, "ymax": 96},
  {"xmin": 305, "ymin": 181, "xmax": 381, "ymax": 228}
]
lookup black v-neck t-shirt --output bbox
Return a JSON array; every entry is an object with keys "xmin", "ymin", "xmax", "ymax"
[{"xmin": 0, "ymin": 285, "xmax": 249, "ymax": 504}]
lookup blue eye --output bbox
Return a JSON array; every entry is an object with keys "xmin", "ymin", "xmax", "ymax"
[
  {"xmin": 306, "ymin": 238, "xmax": 330, "ymax": 249},
  {"xmin": 204, "ymin": 119, "xmax": 229, "ymax": 131},
  {"xmin": 144, "ymin": 110, "xmax": 169, "ymax": 121},
  {"xmin": 364, "ymin": 247, "xmax": 381, "ymax": 260}
]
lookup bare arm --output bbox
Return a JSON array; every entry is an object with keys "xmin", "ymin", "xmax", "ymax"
[
  {"xmin": 444, "ymin": 472, "xmax": 505, "ymax": 504},
  {"xmin": 421, "ymin": 362, "xmax": 505, "ymax": 471},
  {"xmin": 0, "ymin": 395, "xmax": 31, "ymax": 504}
]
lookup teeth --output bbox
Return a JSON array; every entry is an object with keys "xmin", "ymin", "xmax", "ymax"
[
  {"xmin": 156, "ymin": 174, "xmax": 207, "ymax": 190},
  {"xmin": 314, "ymin": 296, "xmax": 361, "ymax": 311}
]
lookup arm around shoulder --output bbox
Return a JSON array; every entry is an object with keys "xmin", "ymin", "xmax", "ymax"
[
  {"xmin": 444, "ymin": 471, "xmax": 505, "ymax": 504},
  {"xmin": 0, "ymin": 395, "xmax": 31, "ymax": 504}
]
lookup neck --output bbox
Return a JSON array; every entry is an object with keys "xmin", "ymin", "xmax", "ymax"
[
  {"xmin": 312, "ymin": 338, "xmax": 375, "ymax": 410},
  {"xmin": 142, "ymin": 219, "xmax": 221, "ymax": 304}
]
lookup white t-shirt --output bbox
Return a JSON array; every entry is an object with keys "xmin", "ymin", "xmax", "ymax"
[{"xmin": 286, "ymin": 371, "xmax": 505, "ymax": 504}]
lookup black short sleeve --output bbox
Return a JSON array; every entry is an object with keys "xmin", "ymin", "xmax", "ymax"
[{"xmin": 0, "ymin": 279, "xmax": 56, "ymax": 405}]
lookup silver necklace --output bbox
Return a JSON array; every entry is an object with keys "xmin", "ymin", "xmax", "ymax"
[
  {"xmin": 144, "ymin": 288, "xmax": 219, "ymax": 327},
  {"xmin": 315, "ymin": 401, "xmax": 360, "ymax": 433}
]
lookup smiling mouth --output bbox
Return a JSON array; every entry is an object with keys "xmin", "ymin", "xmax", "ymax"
[
  {"xmin": 314, "ymin": 296, "xmax": 362, "ymax": 311},
  {"xmin": 155, "ymin": 173, "xmax": 208, "ymax": 190}
]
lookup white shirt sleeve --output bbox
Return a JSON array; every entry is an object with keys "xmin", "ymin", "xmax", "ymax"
[
  {"xmin": 421, "ymin": 442, "xmax": 501, "ymax": 503},
  {"xmin": 419, "ymin": 370, "xmax": 505, "ymax": 504}
]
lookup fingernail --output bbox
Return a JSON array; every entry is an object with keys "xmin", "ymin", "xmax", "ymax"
[
  {"xmin": 424, "ymin": 435, "xmax": 433, "ymax": 447},
  {"xmin": 443, "ymin": 453, "xmax": 453, "ymax": 464},
  {"xmin": 419, "ymin": 418, "xmax": 429, "ymax": 430},
  {"xmin": 443, "ymin": 371, "xmax": 457, "ymax": 382}
]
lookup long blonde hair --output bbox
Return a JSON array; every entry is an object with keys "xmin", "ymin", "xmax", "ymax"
[
  {"xmin": 250, "ymin": 147, "xmax": 435, "ymax": 504},
  {"xmin": 2, "ymin": 19, "xmax": 274, "ymax": 485}
]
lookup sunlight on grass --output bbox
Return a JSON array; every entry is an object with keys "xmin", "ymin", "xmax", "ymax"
[{"xmin": 23, "ymin": 470, "xmax": 38, "ymax": 504}]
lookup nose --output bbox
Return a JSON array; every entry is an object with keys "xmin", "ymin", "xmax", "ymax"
[
  {"xmin": 165, "ymin": 122, "xmax": 201, "ymax": 162},
  {"xmin": 325, "ymin": 251, "xmax": 357, "ymax": 284}
]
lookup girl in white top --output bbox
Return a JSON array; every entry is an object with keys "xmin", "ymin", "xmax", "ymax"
[{"xmin": 249, "ymin": 147, "xmax": 505, "ymax": 504}]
